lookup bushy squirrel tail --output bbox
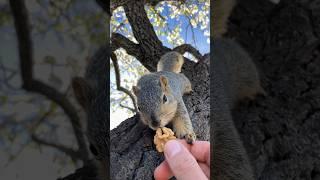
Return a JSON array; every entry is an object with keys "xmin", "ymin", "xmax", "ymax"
[
  {"xmin": 212, "ymin": 0, "xmax": 236, "ymax": 38},
  {"xmin": 157, "ymin": 51, "xmax": 184, "ymax": 73}
]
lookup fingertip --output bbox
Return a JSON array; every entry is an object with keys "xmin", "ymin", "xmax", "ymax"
[
  {"xmin": 154, "ymin": 165, "xmax": 161, "ymax": 180},
  {"xmin": 154, "ymin": 161, "xmax": 173, "ymax": 180}
]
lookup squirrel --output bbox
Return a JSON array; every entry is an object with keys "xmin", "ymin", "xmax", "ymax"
[
  {"xmin": 72, "ymin": 46, "xmax": 109, "ymax": 180},
  {"xmin": 212, "ymin": 0, "xmax": 267, "ymax": 179},
  {"xmin": 132, "ymin": 51, "xmax": 196, "ymax": 144}
]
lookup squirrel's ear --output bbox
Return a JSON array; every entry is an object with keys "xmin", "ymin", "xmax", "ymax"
[
  {"xmin": 72, "ymin": 77, "xmax": 92, "ymax": 110},
  {"xmin": 159, "ymin": 76, "xmax": 169, "ymax": 92},
  {"xmin": 132, "ymin": 86, "xmax": 140, "ymax": 96}
]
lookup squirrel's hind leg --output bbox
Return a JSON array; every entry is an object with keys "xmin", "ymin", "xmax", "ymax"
[{"xmin": 180, "ymin": 74, "xmax": 193, "ymax": 95}]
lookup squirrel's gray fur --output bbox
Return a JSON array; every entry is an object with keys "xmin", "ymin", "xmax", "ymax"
[
  {"xmin": 133, "ymin": 52, "xmax": 196, "ymax": 143},
  {"xmin": 214, "ymin": 38, "xmax": 265, "ymax": 108},
  {"xmin": 136, "ymin": 72, "xmax": 189, "ymax": 106},
  {"xmin": 211, "ymin": 50, "xmax": 255, "ymax": 179}
]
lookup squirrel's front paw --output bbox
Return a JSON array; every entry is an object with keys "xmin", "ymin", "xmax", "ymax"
[{"xmin": 175, "ymin": 129, "xmax": 196, "ymax": 144}]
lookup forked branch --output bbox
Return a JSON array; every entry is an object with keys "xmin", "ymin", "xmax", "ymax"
[
  {"xmin": 111, "ymin": 52, "xmax": 138, "ymax": 112},
  {"xmin": 9, "ymin": 0, "xmax": 89, "ymax": 162}
]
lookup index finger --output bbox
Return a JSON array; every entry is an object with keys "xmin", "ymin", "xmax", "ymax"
[{"xmin": 174, "ymin": 139, "xmax": 210, "ymax": 166}]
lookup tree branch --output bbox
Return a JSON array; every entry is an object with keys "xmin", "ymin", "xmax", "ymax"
[
  {"xmin": 173, "ymin": 44, "xmax": 203, "ymax": 61},
  {"xmin": 31, "ymin": 134, "xmax": 82, "ymax": 162},
  {"xmin": 111, "ymin": 52, "xmax": 138, "ymax": 112},
  {"xmin": 111, "ymin": 33, "xmax": 142, "ymax": 59},
  {"xmin": 9, "ymin": 0, "xmax": 89, "ymax": 162},
  {"xmin": 0, "ymin": 59, "xmax": 18, "ymax": 90},
  {"xmin": 27, "ymin": 102, "xmax": 56, "ymax": 133},
  {"xmin": 123, "ymin": 0, "xmax": 169, "ymax": 71}
]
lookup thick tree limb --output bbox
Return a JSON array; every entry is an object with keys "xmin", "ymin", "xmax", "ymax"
[
  {"xmin": 9, "ymin": 0, "xmax": 89, "ymax": 162},
  {"xmin": 111, "ymin": 52, "xmax": 138, "ymax": 112},
  {"xmin": 111, "ymin": 33, "xmax": 142, "ymax": 59},
  {"xmin": 31, "ymin": 134, "xmax": 82, "ymax": 162},
  {"xmin": 123, "ymin": 0, "xmax": 168, "ymax": 71},
  {"xmin": 173, "ymin": 44, "xmax": 204, "ymax": 61},
  {"xmin": 111, "ymin": 2, "xmax": 200, "ymax": 72}
]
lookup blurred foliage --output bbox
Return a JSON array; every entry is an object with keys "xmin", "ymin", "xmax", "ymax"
[{"xmin": 0, "ymin": 0, "xmax": 107, "ymax": 173}]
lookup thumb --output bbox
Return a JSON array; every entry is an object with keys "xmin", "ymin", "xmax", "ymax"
[{"xmin": 164, "ymin": 140, "xmax": 208, "ymax": 180}]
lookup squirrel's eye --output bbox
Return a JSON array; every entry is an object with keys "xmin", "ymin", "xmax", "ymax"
[
  {"xmin": 163, "ymin": 95, "xmax": 167, "ymax": 103},
  {"xmin": 137, "ymin": 106, "xmax": 141, "ymax": 111}
]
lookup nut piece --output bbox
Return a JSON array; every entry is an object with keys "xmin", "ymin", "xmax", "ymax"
[{"xmin": 154, "ymin": 127, "xmax": 176, "ymax": 152}]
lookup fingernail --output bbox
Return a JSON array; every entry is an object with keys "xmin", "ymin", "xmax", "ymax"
[{"xmin": 165, "ymin": 140, "xmax": 181, "ymax": 158}]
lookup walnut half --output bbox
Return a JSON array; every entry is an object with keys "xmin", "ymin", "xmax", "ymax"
[{"xmin": 154, "ymin": 127, "xmax": 176, "ymax": 152}]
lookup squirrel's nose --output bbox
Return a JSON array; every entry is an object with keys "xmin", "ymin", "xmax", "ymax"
[
  {"xmin": 150, "ymin": 114, "xmax": 160, "ymax": 127},
  {"xmin": 151, "ymin": 119, "xmax": 159, "ymax": 127}
]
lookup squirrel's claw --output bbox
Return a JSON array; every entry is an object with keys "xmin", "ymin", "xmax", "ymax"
[
  {"xmin": 184, "ymin": 132, "xmax": 196, "ymax": 144},
  {"xmin": 176, "ymin": 130, "xmax": 196, "ymax": 144}
]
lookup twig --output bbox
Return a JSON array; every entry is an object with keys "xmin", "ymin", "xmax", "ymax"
[
  {"xmin": 120, "ymin": 103, "xmax": 136, "ymax": 113},
  {"xmin": 31, "ymin": 134, "xmax": 82, "ymax": 162},
  {"xmin": 111, "ymin": 52, "xmax": 138, "ymax": 112}
]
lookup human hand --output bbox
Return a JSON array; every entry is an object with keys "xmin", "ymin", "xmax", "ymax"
[{"xmin": 154, "ymin": 139, "xmax": 210, "ymax": 180}]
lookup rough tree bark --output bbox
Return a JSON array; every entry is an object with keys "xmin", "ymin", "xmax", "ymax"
[{"xmin": 228, "ymin": 0, "xmax": 320, "ymax": 179}]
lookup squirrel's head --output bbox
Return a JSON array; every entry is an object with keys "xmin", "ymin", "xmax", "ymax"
[{"xmin": 133, "ymin": 75, "xmax": 178, "ymax": 130}]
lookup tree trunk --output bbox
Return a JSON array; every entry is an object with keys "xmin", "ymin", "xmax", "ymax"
[{"xmin": 229, "ymin": 0, "xmax": 320, "ymax": 179}]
